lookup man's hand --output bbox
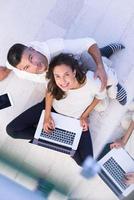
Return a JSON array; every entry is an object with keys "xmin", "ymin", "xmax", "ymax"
[
  {"xmin": 124, "ymin": 173, "xmax": 134, "ymax": 185},
  {"xmin": 0, "ymin": 67, "xmax": 11, "ymax": 80},
  {"xmin": 94, "ymin": 64, "xmax": 107, "ymax": 91}
]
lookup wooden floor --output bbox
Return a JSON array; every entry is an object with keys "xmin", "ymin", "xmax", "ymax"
[{"xmin": 0, "ymin": 1, "xmax": 134, "ymax": 199}]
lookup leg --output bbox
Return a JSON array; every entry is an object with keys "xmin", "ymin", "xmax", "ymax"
[
  {"xmin": 72, "ymin": 129, "xmax": 93, "ymax": 166},
  {"xmin": 97, "ymin": 143, "xmax": 111, "ymax": 161},
  {"xmin": 72, "ymin": 150, "xmax": 82, "ymax": 166},
  {"xmin": 100, "ymin": 43, "xmax": 125, "ymax": 58},
  {"xmin": 6, "ymin": 100, "xmax": 45, "ymax": 140},
  {"xmin": 116, "ymin": 83, "xmax": 127, "ymax": 105}
]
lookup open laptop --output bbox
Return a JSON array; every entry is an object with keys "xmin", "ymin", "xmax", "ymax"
[
  {"xmin": 32, "ymin": 110, "xmax": 82, "ymax": 156},
  {"xmin": 98, "ymin": 148, "xmax": 134, "ymax": 200}
]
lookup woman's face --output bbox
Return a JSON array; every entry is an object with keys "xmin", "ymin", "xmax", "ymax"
[{"xmin": 53, "ymin": 64, "xmax": 76, "ymax": 91}]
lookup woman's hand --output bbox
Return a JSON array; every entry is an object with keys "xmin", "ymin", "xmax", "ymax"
[
  {"xmin": 110, "ymin": 138, "xmax": 126, "ymax": 149},
  {"xmin": 124, "ymin": 173, "xmax": 134, "ymax": 185},
  {"xmin": 43, "ymin": 115, "xmax": 55, "ymax": 133},
  {"xmin": 80, "ymin": 116, "xmax": 89, "ymax": 132}
]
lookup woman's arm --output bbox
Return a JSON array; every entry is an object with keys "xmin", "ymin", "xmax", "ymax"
[
  {"xmin": 121, "ymin": 120, "xmax": 134, "ymax": 144},
  {"xmin": 43, "ymin": 90, "xmax": 55, "ymax": 132},
  {"xmin": 82, "ymin": 97, "xmax": 101, "ymax": 117},
  {"xmin": 110, "ymin": 120, "xmax": 134, "ymax": 149},
  {"xmin": 80, "ymin": 98, "xmax": 101, "ymax": 131}
]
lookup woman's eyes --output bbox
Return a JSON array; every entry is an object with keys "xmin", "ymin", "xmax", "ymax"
[
  {"xmin": 65, "ymin": 73, "xmax": 70, "ymax": 76},
  {"xmin": 54, "ymin": 75, "xmax": 60, "ymax": 78},
  {"xmin": 54, "ymin": 73, "xmax": 71, "ymax": 79},
  {"xmin": 55, "ymin": 74, "xmax": 70, "ymax": 79}
]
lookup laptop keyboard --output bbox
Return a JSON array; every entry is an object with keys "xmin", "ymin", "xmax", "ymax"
[
  {"xmin": 40, "ymin": 127, "xmax": 76, "ymax": 145},
  {"xmin": 103, "ymin": 157, "xmax": 129, "ymax": 190}
]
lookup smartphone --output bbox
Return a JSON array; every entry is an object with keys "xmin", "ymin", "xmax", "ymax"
[{"xmin": 0, "ymin": 93, "xmax": 13, "ymax": 110}]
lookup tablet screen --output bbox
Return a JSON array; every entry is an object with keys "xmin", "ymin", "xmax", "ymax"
[{"xmin": 0, "ymin": 93, "xmax": 12, "ymax": 109}]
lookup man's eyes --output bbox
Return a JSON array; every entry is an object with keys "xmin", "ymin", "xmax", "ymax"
[
  {"xmin": 24, "ymin": 65, "xmax": 29, "ymax": 70},
  {"xmin": 29, "ymin": 55, "xmax": 33, "ymax": 61},
  {"xmin": 65, "ymin": 73, "xmax": 70, "ymax": 76}
]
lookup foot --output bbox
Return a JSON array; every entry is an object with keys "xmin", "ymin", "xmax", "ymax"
[{"xmin": 100, "ymin": 43, "xmax": 125, "ymax": 58}]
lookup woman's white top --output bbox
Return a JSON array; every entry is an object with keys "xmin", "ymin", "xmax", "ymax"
[{"xmin": 53, "ymin": 71, "xmax": 106, "ymax": 118}]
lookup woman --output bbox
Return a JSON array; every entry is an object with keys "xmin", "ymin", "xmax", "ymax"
[
  {"xmin": 98, "ymin": 101, "xmax": 134, "ymax": 184},
  {"xmin": 43, "ymin": 53, "xmax": 107, "ymax": 166},
  {"xmin": 6, "ymin": 44, "xmax": 124, "ymax": 166},
  {"xmin": 110, "ymin": 110, "xmax": 134, "ymax": 185}
]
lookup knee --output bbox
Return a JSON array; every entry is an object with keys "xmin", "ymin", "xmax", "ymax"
[{"xmin": 6, "ymin": 123, "xmax": 18, "ymax": 139}]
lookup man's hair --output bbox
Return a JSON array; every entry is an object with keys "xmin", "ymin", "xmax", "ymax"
[{"xmin": 7, "ymin": 43, "xmax": 27, "ymax": 67}]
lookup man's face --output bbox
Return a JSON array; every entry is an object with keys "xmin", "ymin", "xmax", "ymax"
[{"xmin": 16, "ymin": 47, "xmax": 48, "ymax": 74}]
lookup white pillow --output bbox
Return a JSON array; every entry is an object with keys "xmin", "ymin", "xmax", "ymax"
[{"xmin": 120, "ymin": 112, "xmax": 132, "ymax": 130}]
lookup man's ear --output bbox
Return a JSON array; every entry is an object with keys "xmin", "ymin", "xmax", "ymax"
[
  {"xmin": 73, "ymin": 69, "xmax": 76, "ymax": 77},
  {"xmin": 29, "ymin": 47, "xmax": 34, "ymax": 52}
]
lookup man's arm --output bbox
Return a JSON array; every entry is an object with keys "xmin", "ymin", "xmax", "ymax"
[
  {"xmin": 110, "ymin": 120, "xmax": 134, "ymax": 149},
  {"xmin": 0, "ymin": 67, "xmax": 11, "ymax": 80},
  {"xmin": 88, "ymin": 43, "xmax": 107, "ymax": 91}
]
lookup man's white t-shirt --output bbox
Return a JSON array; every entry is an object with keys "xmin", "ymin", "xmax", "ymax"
[
  {"xmin": 53, "ymin": 71, "xmax": 106, "ymax": 119},
  {"xmin": 6, "ymin": 38, "xmax": 96, "ymax": 83}
]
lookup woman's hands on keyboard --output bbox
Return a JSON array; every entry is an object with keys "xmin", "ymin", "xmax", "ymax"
[
  {"xmin": 124, "ymin": 172, "xmax": 134, "ymax": 185},
  {"xmin": 43, "ymin": 114, "xmax": 55, "ymax": 133}
]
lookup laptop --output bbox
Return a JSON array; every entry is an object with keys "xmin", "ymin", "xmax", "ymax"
[
  {"xmin": 32, "ymin": 110, "xmax": 82, "ymax": 156},
  {"xmin": 98, "ymin": 148, "xmax": 134, "ymax": 200}
]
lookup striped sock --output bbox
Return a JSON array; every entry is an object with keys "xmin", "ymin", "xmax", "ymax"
[
  {"xmin": 116, "ymin": 83, "xmax": 127, "ymax": 105},
  {"xmin": 100, "ymin": 43, "xmax": 125, "ymax": 58}
]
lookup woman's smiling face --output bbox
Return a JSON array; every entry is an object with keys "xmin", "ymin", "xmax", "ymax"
[{"xmin": 53, "ymin": 64, "xmax": 76, "ymax": 91}]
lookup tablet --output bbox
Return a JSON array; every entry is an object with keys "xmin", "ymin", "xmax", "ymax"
[{"xmin": 0, "ymin": 93, "xmax": 13, "ymax": 110}]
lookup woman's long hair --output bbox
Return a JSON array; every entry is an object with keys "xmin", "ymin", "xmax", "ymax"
[{"xmin": 46, "ymin": 53, "xmax": 86, "ymax": 100}]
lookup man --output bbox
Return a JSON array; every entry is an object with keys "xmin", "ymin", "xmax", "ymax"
[
  {"xmin": 5, "ymin": 37, "xmax": 107, "ymax": 90},
  {"xmin": 98, "ymin": 105, "xmax": 134, "ymax": 184}
]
